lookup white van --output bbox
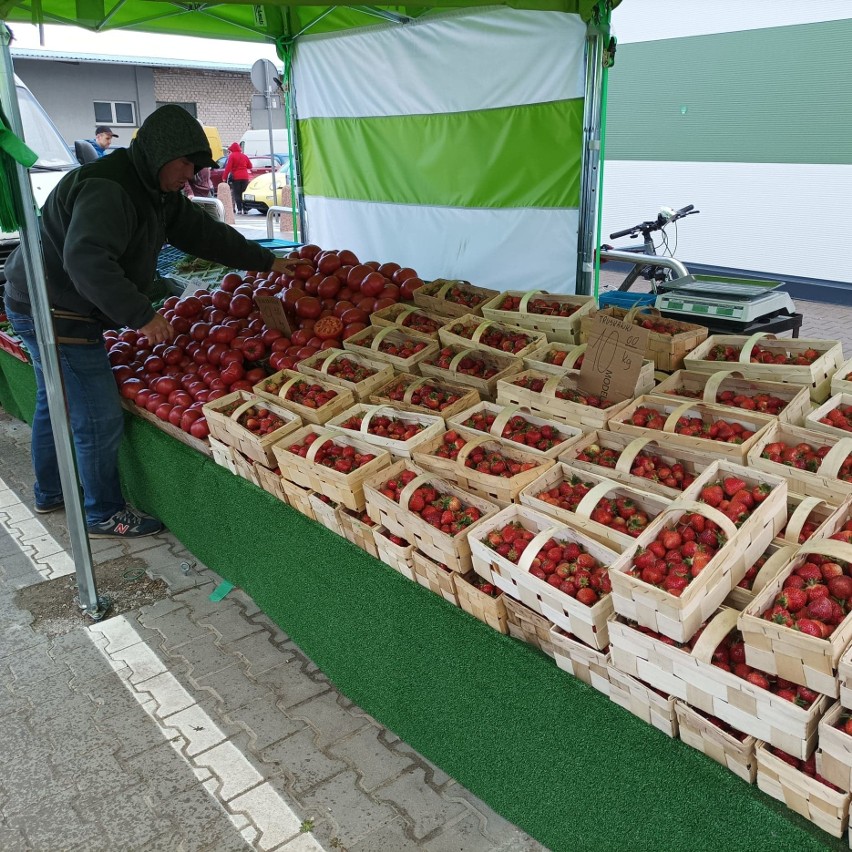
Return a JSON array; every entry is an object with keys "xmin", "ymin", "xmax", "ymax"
[{"xmin": 239, "ymin": 128, "xmax": 290, "ymax": 158}]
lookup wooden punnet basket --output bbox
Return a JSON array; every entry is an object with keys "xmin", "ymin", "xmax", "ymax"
[
  {"xmin": 653, "ymin": 369, "xmax": 812, "ymax": 426},
  {"xmin": 480, "ymin": 290, "xmax": 596, "ymax": 344},
  {"xmin": 468, "ymin": 504, "xmax": 617, "ymax": 649},
  {"xmin": 519, "ymin": 462, "xmax": 671, "ymax": 553},
  {"xmin": 409, "ymin": 425, "xmax": 484, "ymax": 481},
  {"xmin": 454, "ymin": 570, "xmax": 509, "ymax": 633},
  {"xmin": 372, "ymin": 526, "xmax": 416, "ymax": 580},
  {"xmin": 774, "ymin": 493, "xmax": 843, "ymax": 548},
  {"xmin": 370, "ymin": 303, "xmax": 448, "ymax": 338},
  {"xmin": 548, "ymin": 626, "xmax": 612, "ymax": 696},
  {"xmin": 674, "ymin": 701, "xmax": 758, "ymax": 784},
  {"xmin": 271, "ymin": 425, "xmax": 391, "ymax": 512},
  {"xmin": 606, "ymin": 664, "xmax": 679, "ymax": 737},
  {"xmin": 739, "ymin": 539, "xmax": 852, "ymax": 698},
  {"xmin": 254, "ymin": 462, "xmax": 290, "ymax": 505},
  {"xmin": 724, "ymin": 544, "xmax": 797, "ymax": 612},
  {"xmin": 683, "ymin": 332, "xmax": 843, "ymax": 403},
  {"xmin": 831, "ymin": 356, "xmax": 852, "ymax": 397},
  {"xmin": 806, "ymin": 392, "xmax": 852, "ymax": 440},
  {"xmin": 342, "ymin": 325, "xmax": 439, "ymax": 374},
  {"xmin": 362, "ymin": 460, "xmax": 499, "ymax": 573},
  {"xmin": 495, "ymin": 369, "xmax": 632, "ymax": 430},
  {"xmin": 558, "ymin": 430, "xmax": 713, "ymax": 500},
  {"xmin": 297, "ymin": 348, "xmax": 394, "ymax": 402},
  {"xmin": 203, "ymin": 391, "xmax": 302, "ymax": 467},
  {"xmin": 756, "ymin": 741, "xmax": 851, "ymax": 838},
  {"xmin": 368, "ymin": 372, "xmax": 481, "ymax": 420},
  {"xmin": 308, "ymin": 493, "xmax": 344, "ymax": 535},
  {"xmin": 447, "ymin": 401, "xmax": 584, "ymax": 460},
  {"xmin": 410, "ymin": 550, "xmax": 459, "ymax": 606},
  {"xmin": 580, "ymin": 305, "xmax": 708, "ymax": 371},
  {"xmin": 338, "ymin": 508, "xmax": 379, "ymax": 558},
  {"xmin": 279, "ymin": 477, "xmax": 315, "ymax": 519},
  {"xmin": 324, "ymin": 403, "xmax": 445, "ymax": 459},
  {"xmin": 419, "ymin": 345, "xmax": 523, "ymax": 400},
  {"xmin": 253, "ymin": 369, "xmax": 355, "ymax": 426},
  {"xmin": 438, "ymin": 313, "xmax": 547, "ymax": 361},
  {"xmin": 607, "ymin": 394, "xmax": 774, "ymax": 464},
  {"xmin": 607, "ymin": 610, "xmax": 831, "ymax": 759},
  {"xmin": 413, "ymin": 278, "xmax": 500, "ymax": 318},
  {"xmin": 747, "ymin": 421, "xmax": 852, "ymax": 505},
  {"xmin": 817, "ymin": 701, "xmax": 852, "ymax": 792},
  {"xmin": 209, "ymin": 435, "xmax": 238, "ymax": 476},
  {"xmin": 502, "ymin": 596, "xmax": 557, "ymax": 658}
]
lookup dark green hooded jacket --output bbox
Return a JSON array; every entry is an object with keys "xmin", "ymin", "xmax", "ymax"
[{"xmin": 5, "ymin": 104, "xmax": 276, "ymax": 330}]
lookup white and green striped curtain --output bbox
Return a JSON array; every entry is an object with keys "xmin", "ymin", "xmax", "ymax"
[{"xmin": 293, "ymin": 8, "xmax": 587, "ymax": 293}]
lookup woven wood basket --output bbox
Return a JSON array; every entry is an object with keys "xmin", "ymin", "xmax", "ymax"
[
  {"xmin": 409, "ymin": 425, "xmax": 491, "ymax": 482},
  {"xmin": 447, "ymin": 400, "xmax": 584, "ymax": 460},
  {"xmin": 342, "ymin": 325, "xmax": 439, "ymax": 374},
  {"xmin": 370, "ymin": 303, "xmax": 449, "ymax": 338},
  {"xmin": 607, "ymin": 610, "xmax": 831, "ymax": 759},
  {"xmin": 419, "ymin": 345, "xmax": 523, "ymax": 400},
  {"xmin": 209, "ymin": 435, "xmax": 238, "ymax": 476},
  {"xmin": 279, "ymin": 477, "xmax": 315, "ymax": 520},
  {"xmin": 203, "ymin": 390, "xmax": 303, "ymax": 467},
  {"xmin": 495, "ymin": 369, "xmax": 632, "ymax": 430},
  {"xmin": 756, "ymin": 741, "xmax": 851, "ymax": 837},
  {"xmin": 296, "ymin": 348, "xmax": 395, "ymax": 402},
  {"xmin": 806, "ymin": 392, "xmax": 852, "ymax": 441},
  {"xmin": 372, "ymin": 526, "xmax": 416, "ymax": 580},
  {"xmin": 468, "ymin": 504, "xmax": 617, "ymax": 650},
  {"xmin": 653, "ymin": 369, "xmax": 812, "ymax": 426},
  {"xmin": 548, "ymin": 626, "xmax": 612, "ymax": 696},
  {"xmin": 816, "ymin": 701, "xmax": 852, "ymax": 792},
  {"xmin": 480, "ymin": 290, "xmax": 596, "ymax": 344},
  {"xmin": 607, "ymin": 393, "xmax": 775, "ymax": 464},
  {"xmin": 606, "ymin": 664, "xmax": 679, "ymax": 738},
  {"xmin": 230, "ymin": 446, "xmax": 261, "ymax": 487},
  {"xmin": 368, "ymin": 372, "xmax": 481, "ymax": 420},
  {"xmin": 438, "ymin": 313, "xmax": 547, "ymax": 361},
  {"xmin": 413, "ymin": 278, "xmax": 500, "ymax": 318},
  {"xmin": 454, "ymin": 570, "xmax": 509, "ymax": 633},
  {"xmin": 253, "ymin": 462, "xmax": 290, "ymax": 505},
  {"xmin": 337, "ymin": 508, "xmax": 380, "ymax": 558},
  {"xmin": 410, "ymin": 549, "xmax": 460, "ymax": 606},
  {"xmin": 674, "ymin": 701, "xmax": 758, "ymax": 784},
  {"xmin": 502, "ymin": 596, "xmax": 557, "ymax": 658},
  {"xmin": 747, "ymin": 421, "xmax": 852, "ymax": 504},
  {"xmin": 684, "ymin": 332, "xmax": 843, "ymax": 403},
  {"xmin": 308, "ymin": 493, "xmax": 345, "ymax": 536},
  {"xmin": 253, "ymin": 369, "xmax": 355, "ymax": 426},
  {"xmin": 831, "ymin": 356, "xmax": 852, "ymax": 397},
  {"xmin": 580, "ymin": 305, "xmax": 709, "ymax": 371}
]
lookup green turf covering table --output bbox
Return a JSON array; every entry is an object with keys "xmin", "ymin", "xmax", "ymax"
[{"xmin": 0, "ymin": 349, "xmax": 844, "ymax": 852}]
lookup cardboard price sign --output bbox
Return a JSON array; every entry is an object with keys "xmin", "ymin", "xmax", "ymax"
[
  {"xmin": 254, "ymin": 294, "xmax": 292, "ymax": 335},
  {"xmin": 578, "ymin": 314, "xmax": 650, "ymax": 403}
]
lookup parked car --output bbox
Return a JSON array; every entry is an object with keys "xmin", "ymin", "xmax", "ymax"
[
  {"xmin": 210, "ymin": 154, "xmax": 288, "ymax": 190},
  {"xmin": 242, "ymin": 160, "xmax": 293, "ymax": 213}
]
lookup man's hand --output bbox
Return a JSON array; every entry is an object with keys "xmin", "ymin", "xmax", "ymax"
[
  {"xmin": 271, "ymin": 256, "xmax": 304, "ymax": 275},
  {"xmin": 138, "ymin": 313, "xmax": 174, "ymax": 345}
]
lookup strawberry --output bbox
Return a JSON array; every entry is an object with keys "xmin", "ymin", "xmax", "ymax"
[
  {"xmin": 699, "ymin": 485, "xmax": 724, "ymax": 507},
  {"xmin": 723, "ymin": 476, "xmax": 746, "ymax": 497},
  {"xmin": 794, "ymin": 618, "xmax": 823, "ymax": 637}
]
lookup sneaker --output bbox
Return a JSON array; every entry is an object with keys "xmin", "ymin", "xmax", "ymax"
[
  {"xmin": 87, "ymin": 507, "xmax": 164, "ymax": 539},
  {"xmin": 34, "ymin": 499, "xmax": 64, "ymax": 514}
]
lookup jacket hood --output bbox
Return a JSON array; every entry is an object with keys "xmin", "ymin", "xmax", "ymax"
[
  {"xmin": 128, "ymin": 105, "xmax": 216, "ymax": 191},
  {"xmin": 229, "ymin": 142, "xmax": 242, "ymax": 153}
]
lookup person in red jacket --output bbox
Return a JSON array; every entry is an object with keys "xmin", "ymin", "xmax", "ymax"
[{"xmin": 222, "ymin": 142, "xmax": 253, "ymax": 214}]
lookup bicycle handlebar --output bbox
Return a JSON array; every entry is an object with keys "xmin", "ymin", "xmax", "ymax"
[{"xmin": 609, "ymin": 204, "xmax": 698, "ymax": 240}]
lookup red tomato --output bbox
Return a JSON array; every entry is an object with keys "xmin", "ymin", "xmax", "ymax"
[
  {"xmin": 314, "ymin": 315, "xmax": 345, "ymax": 341},
  {"xmin": 318, "ymin": 277, "xmax": 341, "ymax": 300},
  {"xmin": 296, "ymin": 296, "xmax": 322, "ymax": 319},
  {"xmin": 342, "ymin": 322, "xmax": 367, "ymax": 340},
  {"xmin": 341, "ymin": 307, "xmax": 369, "ymax": 326},
  {"xmin": 338, "ymin": 249, "xmax": 359, "ymax": 266},
  {"xmin": 347, "ymin": 264, "xmax": 372, "ymax": 288},
  {"xmin": 317, "ymin": 253, "xmax": 342, "ymax": 275},
  {"xmin": 400, "ymin": 277, "xmax": 424, "ymax": 300},
  {"xmin": 379, "ymin": 262, "xmax": 401, "ymax": 278},
  {"xmin": 360, "ymin": 272, "xmax": 386, "ymax": 298},
  {"xmin": 228, "ymin": 295, "xmax": 253, "ymax": 318},
  {"xmin": 298, "ymin": 244, "xmax": 322, "ymax": 260},
  {"xmin": 333, "ymin": 300, "xmax": 355, "ymax": 318},
  {"xmin": 220, "ymin": 272, "xmax": 243, "ymax": 293}
]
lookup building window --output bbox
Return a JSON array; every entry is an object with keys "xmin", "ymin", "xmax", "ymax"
[
  {"xmin": 156, "ymin": 101, "xmax": 198, "ymax": 118},
  {"xmin": 94, "ymin": 101, "xmax": 137, "ymax": 126}
]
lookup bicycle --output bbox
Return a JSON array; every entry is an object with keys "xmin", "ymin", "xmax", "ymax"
[{"xmin": 599, "ymin": 204, "xmax": 699, "ymax": 292}]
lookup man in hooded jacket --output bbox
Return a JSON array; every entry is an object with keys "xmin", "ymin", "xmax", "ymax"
[{"xmin": 3, "ymin": 104, "xmax": 298, "ymax": 539}]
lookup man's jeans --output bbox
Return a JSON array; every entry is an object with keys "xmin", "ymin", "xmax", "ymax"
[{"xmin": 5, "ymin": 307, "xmax": 125, "ymax": 526}]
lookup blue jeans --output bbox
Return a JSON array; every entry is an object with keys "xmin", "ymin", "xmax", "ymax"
[{"xmin": 5, "ymin": 306, "xmax": 125, "ymax": 526}]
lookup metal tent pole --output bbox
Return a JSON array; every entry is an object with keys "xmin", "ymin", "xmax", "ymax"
[{"xmin": 0, "ymin": 23, "xmax": 106, "ymax": 619}]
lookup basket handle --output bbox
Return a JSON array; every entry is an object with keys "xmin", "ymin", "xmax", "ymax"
[
  {"xmin": 797, "ymin": 538, "xmax": 852, "ymax": 563},
  {"xmin": 394, "ymin": 305, "xmax": 419, "ymax": 326},
  {"xmin": 751, "ymin": 545, "xmax": 798, "ymax": 596},
  {"xmin": 455, "ymin": 434, "xmax": 493, "ymax": 469},
  {"xmin": 229, "ymin": 397, "xmax": 259, "ymax": 423},
  {"xmin": 399, "ymin": 472, "xmax": 436, "ymax": 511},
  {"xmin": 739, "ymin": 332, "xmax": 775, "ymax": 364},
  {"xmin": 614, "ymin": 436, "xmax": 655, "ymax": 473},
  {"xmin": 780, "ymin": 496, "xmax": 827, "ymax": 545},
  {"xmin": 489, "ymin": 403, "xmax": 520, "ymax": 439},
  {"xmin": 663, "ymin": 400, "xmax": 698, "ymax": 433},
  {"xmin": 518, "ymin": 289, "xmax": 546, "ymax": 313},
  {"xmin": 358, "ymin": 404, "xmax": 387, "ymax": 436},
  {"xmin": 305, "ymin": 428, "xmax": 338, "ymax": 463},
  {"xmin": 669, "ymin": 500, "xmax": 739, "ymax": 542},
  {"xmin": 436, "ymin": 280, "xmax": 456, "ymax": 300},
  {"xmin": 817, "ymin": 438, "xmax": 852, "ymax": 478},
  {"xmin": 370, "ymin": 325, "xmax": 397, "ymax": 352},
  {"xmin": 690, "ymin": 608, "xmax": 740, "ymax": 665},
  {"xmin": 402, "ymin": 376, "xmax": 428, "ymax": 404},
  {"xmin": 448, "ymin": 347, "xmax": 477, "ymax": 374},
  {"xmin": 278, "ymin": 374, "xmax": 303, "ymax": 403},
  {"xmin": 625, "ymin": 305, "xmax": 662, "ymax": 324},
  {"xmin": 470, "ymin": 320, "xmax": 494, "ymax": 344},
  {"xmin": 517, "ymin": 526, "xmax": 563, "ymax": 573},
  {"xmin": 318, "ymin": 349, "xmax": 344, "ymax": 374},
  {"xmin": 543, "ymin": 374, "xmax": 564, "ymax": 400},
  {"xmin": 574, "ymin": 479, "xmax": 621, "ymax": 520},
  {"xmin": 653, "ymin": 370, "xmax": 669, "ymax": 383},
  {"xmin": 702, "ymin": 370, "xmax": 742, "ymax": 404},
  {"xmin": 560, "ymin": 344, "xmax": 587, "ymax": 370}
]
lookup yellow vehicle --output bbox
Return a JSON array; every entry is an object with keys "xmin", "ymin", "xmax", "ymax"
[
  {"xmin": 201, "ymin": 125, "xmax": 224, "ymax": 159},
  {"xmin": 242, "ymin": 159, "xmax": 293, "ymax": 213}
]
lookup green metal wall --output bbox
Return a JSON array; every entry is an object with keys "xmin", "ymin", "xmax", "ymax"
[{"xmin": 605, "ymin": 18, "xmax": 852, "ymax": 164}]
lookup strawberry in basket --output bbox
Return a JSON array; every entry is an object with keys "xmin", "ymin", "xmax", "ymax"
[
  {"xmin": 433, "ymin": 430, "xmax": 467, "ymax": 460},
  {"xmin": 340, "ymin": 412, "xmax": 424, "ymax": 441},
  {"xmin": 498, "ymin": 295, "xmax": 581, "ymax": 318},
  {"xmin": 769, "ymin": 748, "xmax": 843, "ymax": 791},
  {"xmin": 427, "ymin": 347, "xmax": 498, "ymax": 378},
  {"xmin": 285, "ymin": 379, "xmax": 338, "ymax": 409},
  {"xmin": 575, "ymin": 442, "xmax": 620, "ymax": 469},
  {"xmin": 236, "ymin": 405, "xmax": 287, "ymax": 436},
  {"xmin": 325, "ymin": 357, "xmax": 377, "ymax": 383},
  {"xmin": 631, "ymin": 405, "xmax": 756, "ymax": 444},
  {"xmin": 511, "ymin": 374, "xmax": 607, "ymax": 408},
  {"xmin": 440, "ymin": 284, "xmax": 488, "ymax": 309},
  {"xmin": 377, "ymin": 336, "xmax": 428, "ymax": 358},
  {"xmin": 380, "ymin": 472, "xmax": 482, "ymax": 532},
  {"xmin": 760, "ymin": 439, "xmax": 852, "ymax": 481},
  {"xmin": 697, "ymin": 476, "xmax": 773, "ymax": 527},
  {"xmin": 469, "ymin": 573, "xmax": 501, "ymax": 598},
  {"xmin": 819, "ymin": 403, "xmax": 852, "ymax": 432},
  {"xmin": 287, "ymin": 434, "xmax": 377, "ymax": 473},
  {"xmin": 383, "ymin": 377, "xmax": 463, "ymax": 411},
  {"xmin": 400, "ymin": 311, "xmax": 443, "ymax": 336},
  {"xmin": 629, "ymin": 451, "xmax": 695, "ymax": 490},
  {"xmin": 463, "ymin": 446, "xmax": 537, "ymax": 479},
  {"xmin": 716, "ymin": 389, "xmax": 788, "ymax": 415},
  {"xmin": 544, "ymin": 347, "xmax": 583, "ymax": 368}
]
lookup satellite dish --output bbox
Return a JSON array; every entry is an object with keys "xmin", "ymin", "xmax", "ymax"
[{"xmin": 251, "ymin": 59, "xmax": 279, "ymax": 94}]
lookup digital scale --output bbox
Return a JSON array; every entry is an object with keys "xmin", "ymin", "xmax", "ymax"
[{"xmin": 655, "ymin": 274, "xmax": 796, "ymax": 323}]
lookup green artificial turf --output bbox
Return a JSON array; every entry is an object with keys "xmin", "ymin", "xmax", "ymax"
[{"xmin": 0, "ymin": 351, "xmax": 843, "ymax": 851}]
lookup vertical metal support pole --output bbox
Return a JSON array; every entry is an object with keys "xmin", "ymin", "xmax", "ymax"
[
  {"xmin": 0, "ymin": 24, "xmax": 103, "ymax": 617},
  {"xmin": 576, "ymin": 16, "xmax": 607, "ymax": 296},
  {"xmin": 284, "ymin": 45, "xmax": 306, "ymax": 242},
  {"xmin": 261, "ymin": 61, "xmax": 279, "ymax": 204}
]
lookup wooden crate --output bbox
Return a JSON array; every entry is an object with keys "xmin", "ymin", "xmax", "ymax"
[
  {"xmin": 253, "ymin": 369, "xmax": 355, "ymax": 426},
  {"xmin": 324, "ymin": 403, "xmax": 446, "ymax": 459},
  {"xmin": 279, "ymin": 477, "xmax": 315, "ymax": 520},
  {"xmin": 817, "ymin": 701, "xmax": 852, "ymax": 792},
  {"xmin": 447, "ymin": 400, "xmax": 584, "ymax": 460},
  {"xmin": 756, "ymin": 741, "xmax": 851, "ymax": 838},
  {"xmin": 297, "ymin": 348, "xmax": 395, "ymax": 402},
  {"xmin": 370, "ymin": 303, "xmax": 449, "ymax": 338},
  {"xmin": 549, "ymin": 626, "xmax": 612, "ymax": 696},
  {"xmin": 419, "ymin": 345, "xmax": 523, "ymax": 400},
  {"xmin": 580, "ymin": 306, "xmax": 709, "ymax": 371},
  {"xmin": 747, "ymin": 421, "xmax": 852, "ymax": 505},
  {"xmin": 684, "ymin": 333, "xmax": 843, "ymax": 403},
  {"xmin": 724, "ymin": 544, "xmax": 798, "ymax": 612},
  {"xmin": 653, "ymin": 369, "xmax": 812, "ymax": 426},
  {"xmin": 362, "ymin": 459, "xmax": 499, "ymax": 573},
  {"xmin": 608, "ymin": 610, "xmax": 831, "ymax": 759},
  {"xmin": 309, "ymin": 493, "xmax": 344, "ymax": 535},
  {"xmin": 368, "ymin": 373, "xmax": 481, "ymax": 420},
  {"xmin": 438, "ymin": 313, "xmax": 547, "ymax": 361},
  {"xmin": 480, "ymin": 290, "xmax": 596, "ymax": 344},
  {"xmin": 338, "ymin": 508, "xmax": 379, "ymax": 558},
  {"xmin": 503, "ymin": 596, "xmax": 557, "ymax": 658},
  {"xmin": 606, "ymin": 664, "xmax": 679, "ymax": 737},
  {"xmin": 454, "ymin": 570, "xmax": 509, "ymax": 633},
  {"xmin": 739, "ymin": 539, "xmax": 852, "ymax": 698},
  {"xmin": 254, "ymin": 462, "xmax": 290, "ymax": 505},
  {"xmin": 468, "ymin": 504, "xmax": 617, "ymax": 650},
  {"xmin": 558, "ymin": 429, "xmax": 713, "ymax": 500},
  {"xmin": 202, "ymin": 390, "xmax": 302, "ymax": 467},
  {"xmin": 413, "ymin": 278, "xmax": 500, "ymax": 318},
  {"xmin": 607, "ymin": 393, "xmax": 774, "ymax": 464},
  {"xmin": 519, "ymin": 462, "xmax": 671, "ymax": 552},
  {"xmin": 271, "ymin": 424, "xmax": 391, "ymax": 512},
  {"xmin": 410, "ymin": 550, "xmax": 459, "ymax": 606},
  {"xmin": 831, "ymin": 356, "xmax": 852, "ymax": 397},
  {"xmin": 495, "ymin": 369, "xmax": 632, "ymax": 430},
  {"xmin": 373, "ymin": 526, "xmax": 416, "ymax": 580},
  {"xmin": 342, "ymin": 325, "xmax": 439, "ymax": 374},
  {"xmin": 674, "ymin": 701, "xmax": 758, "ymax": 784},
  {"xmin": 806, "ymin": 392, "xmax": 852, "ymax": 440}
]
